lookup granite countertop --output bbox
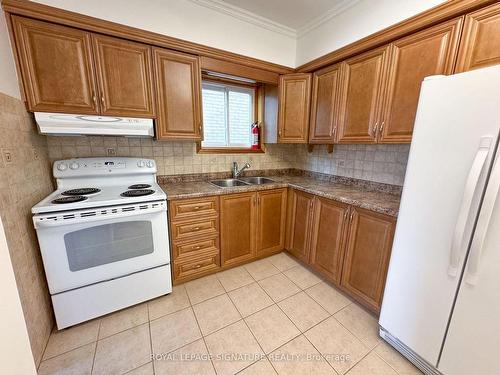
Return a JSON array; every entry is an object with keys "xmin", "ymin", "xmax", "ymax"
[{"xmin": 159, "ymin": 175, "xmax": 401, "ymax": 217}]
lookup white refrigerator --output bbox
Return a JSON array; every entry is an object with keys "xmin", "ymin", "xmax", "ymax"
[{"xmin": 379, "ymin": 65, "xmax": 500, "ymax": 375}]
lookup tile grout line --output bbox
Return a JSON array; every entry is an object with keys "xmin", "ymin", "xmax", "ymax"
[
  {"xmin": 90, "ymin": 319, "xmax": 101, "ymax": 375},
  {"xmin": 146, "ymin": 303, "xmax": 156, "ymax": 375}
]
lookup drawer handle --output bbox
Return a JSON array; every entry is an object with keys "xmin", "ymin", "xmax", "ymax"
[
  {"xmin": 195, "ymin": 264, "xmax": 202, "ymax": 269},
  {"xmin": 194, "ymin": 206, "xmax": 200, "ymax": 210},
  {"xmin": 193, "ymin": 226, "xmax": 201, "ymax": 231},
  {"xmin": 195, "ymin": 246, "xmax": 201, "ymax": 249}
]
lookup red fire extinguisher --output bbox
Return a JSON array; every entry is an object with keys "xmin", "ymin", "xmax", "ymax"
[{"xmin": 251, "ymin": 122, "xmax": 260, "ymax": 150}]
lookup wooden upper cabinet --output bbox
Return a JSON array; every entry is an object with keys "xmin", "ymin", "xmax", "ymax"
[
  {"xmin": 286, "ymin": 189, "xmax": 315, "ymax": 263},
  {"xmin": 92, "ymin": 34, "xmax": 155, "ymax": 117},
  {"xmin": 154, "ymin": 48, "xmax": 202, "ymax": 140},
  {"xmin": 309, "ymin": 197, "xmax": 349, "ymax": 285},
  {"xmin": 381, "ymin": 18, "xmax": 463, "ymax": 143},
  {"xmin": 456, "ymin": 3, "xmax": 500, "ymax": 72},
  {"xmin": 278, "ymin": 73, "xmax": 312, "ymax": 143},
  {"xmin": 341, "ymin": 208, "xmax": 396, "ymax": 312},
  {"xmin": 309, "ymin": 64, "xmax": 342, "ymax": 144},
  {"xmin": 337, "ymin": 46, "xmax": 390, "ymax": 143},
  {"xmin": 220, "ymin": 192, "xmax": 257, "ymax": 267},
  {"xmin": 11, "ymin": 16, "xmax": 98, "ymax": 114},
  {"xmin": 256, "ymin": 189, "xmax": 287, "ymax": 256}
]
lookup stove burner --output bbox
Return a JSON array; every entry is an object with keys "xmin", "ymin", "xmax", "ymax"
[
  {"xmin": 120, "ymin": 189, "xmax": 155, "ymax": 197},
  {"xmin": 128, "ymin": 184, "xmax": 152, "ymax": 189},
  {"xmin": 62, "ymin": 188, "xmax": 101, "ymax": 196},
  {"xmin": 52, "ymin": 196, "xmax": 88, "ymax": 204}
]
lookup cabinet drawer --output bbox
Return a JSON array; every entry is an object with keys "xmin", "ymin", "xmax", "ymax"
[
  {"xmin": 171, "ymin": 217, "xmax": 218, "ymax": 241},
  {"xmin": 174, "ymin": 252, "xmax": 220, "ymax": 281},
  {"xmin": 173, "ymin": 236, "xmax": 219, "ymax": 260},
  {"xmin": 170, "ymin": 196, "xmax": 219, "ymax": 221}
]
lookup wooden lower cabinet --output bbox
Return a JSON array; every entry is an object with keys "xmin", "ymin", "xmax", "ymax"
[
  {"xmin": 169, "ymin": 196, "xmax": 221, "ymax": 283},
  {"xmin": 309, "ymin": 197, "xmax": 349, "ymax": 285},
  {"xmin": 220, "ymin": 188, "xmax": 287, "ymax": 266},
  {"xmin": 256, "ymin": 189, "xmax": 287, "ymax": 256},
  {"xmin": 286, "ymin": 189, "xmax": 315, "ymax": 263},
  {"xmin": 285, "ymin": 189, "xmax": 396, "ymax": 312},
  {"xmin": 220, "ymin": 192, "xmax": 257, "ymax": 267},
  {"xmin": 340, "ymin": 207, "xmax": 396, "ymax": 312}
]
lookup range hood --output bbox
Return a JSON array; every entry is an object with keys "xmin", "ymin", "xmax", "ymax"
[{"xmin": 34, "ymin": 113, "xmax": 154, "ymax": 137}]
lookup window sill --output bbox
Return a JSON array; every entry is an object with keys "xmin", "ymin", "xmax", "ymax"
[{"xmin": 196, "ymin": 145, "xmax": 265, "ymax": 154}]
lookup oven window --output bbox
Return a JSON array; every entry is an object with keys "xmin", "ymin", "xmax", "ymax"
[{"xmin": 64, "ymin": 221, "xmax": 154, "ymax": 271}]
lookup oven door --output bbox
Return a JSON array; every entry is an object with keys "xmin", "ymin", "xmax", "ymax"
[{"xmin": 33, "ymin": 201, "xmax": 170, "ymax": 294}]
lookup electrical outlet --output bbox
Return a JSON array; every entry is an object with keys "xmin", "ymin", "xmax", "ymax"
[
  {"xmin": 2, "ymin": 149, "xmax": 13, "ymax": 164},
  {"xmin": 106, "ymin": 148, "xmax": 116, "ymax": 156},
  {"xmin": 33, "ymin": 148, "xmax": 39, "ymax": 160}
]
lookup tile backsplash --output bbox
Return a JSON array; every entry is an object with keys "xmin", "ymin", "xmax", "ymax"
[{"xmin": 46, "ymin": 137, "xmax": 410, "ymax": 186}]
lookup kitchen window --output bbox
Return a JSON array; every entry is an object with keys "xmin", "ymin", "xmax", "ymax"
[{"xmin": 199, "ymin": 81, "xmax": 261, "ymax": 153}]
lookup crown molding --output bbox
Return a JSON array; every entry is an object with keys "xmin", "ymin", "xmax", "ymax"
[
  {"xmin": 297, "ymin": 0, "xmax": 361, "ymax": 37},
  {"xmin": 188, "ymin": 0, "xmax": 297, "ymax": 38}
]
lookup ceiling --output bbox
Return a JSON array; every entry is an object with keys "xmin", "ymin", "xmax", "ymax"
[{"xmin": 190, "ymin": 0, "xmax": 360, "ymax": 37}]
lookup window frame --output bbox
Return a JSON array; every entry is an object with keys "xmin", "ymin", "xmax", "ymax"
[{"xmin": 197, "ymin": 77, "xmax": 264, "ymax": 154}]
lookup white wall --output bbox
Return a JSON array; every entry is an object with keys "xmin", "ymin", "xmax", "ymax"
[
  {"xmin": 0, "ymin": 217, "xmax": 37, "ymax": 375},
  {"xmin": 296, "ymin": 0, "xmax": 446, "ymax": 66},
  {"xmin": 32, "ymin": 0, "xmax": 296, "ymax": 67},
  {"xmin": 0, "ymin": 12, "xmax": 21, "ymax": 98}
]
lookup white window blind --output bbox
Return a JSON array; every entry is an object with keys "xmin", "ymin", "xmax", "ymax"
[{"xmin": 201, "ymin": 82, "xmax": 254, "ymax": 148}]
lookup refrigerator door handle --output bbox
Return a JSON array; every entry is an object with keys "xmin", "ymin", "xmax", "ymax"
[
  {"xmin": 448, "ymin": 136, "xmax": 493, "ymax": 277},
  {"xmin": 465, "ymin": 154, "xmax": 500, "ymax": 286}
]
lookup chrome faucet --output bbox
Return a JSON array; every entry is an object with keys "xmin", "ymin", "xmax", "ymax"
[{"xmin": 232, "ymin": 161, "xmax": 251, "ymax": 179}]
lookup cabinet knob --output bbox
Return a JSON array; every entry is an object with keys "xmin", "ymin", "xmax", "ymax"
[
  {"xmin": 195, "ymin": 264, "xmax": 202, "ymax": 269},
  {"xmin": 194, "ymin": 226, "xmax": 200, "ymax": 231},
  {"xmin": 194, "ymin": 206, "xmax": 200, "ymax": 210},
  {"xmin": 195, "ymin": 246, "xmax": 201, "ymax": 250}
]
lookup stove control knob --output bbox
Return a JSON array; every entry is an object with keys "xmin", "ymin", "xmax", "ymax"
[
  {"xmin": 137, "ymin": 160, "xmax": 145, "ymax": 168},
  {"xmin": 146, "ymin": 160, "xmax": 154, "ymax": 168},
  {"xmin": 57, "ymin": 163, "xmax": 68, "ymax": 171},
  {"xmin": 70, "ymin": 162, "xmax": 79, "ymax": 170}
]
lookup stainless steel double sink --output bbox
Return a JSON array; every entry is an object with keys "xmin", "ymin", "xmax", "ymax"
[{"xmin": 210, "ymin": 176, "xmax": 275, "ymax": 188}]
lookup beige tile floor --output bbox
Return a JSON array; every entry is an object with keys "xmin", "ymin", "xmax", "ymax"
[{"xmin": 37, "ymin": 252, "xmax": 423, "ymax": 375}]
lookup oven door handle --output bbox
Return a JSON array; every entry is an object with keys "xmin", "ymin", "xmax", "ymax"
[{"xmin": 34, "ymin": 204, "xmax": 166, "ymax": 228}]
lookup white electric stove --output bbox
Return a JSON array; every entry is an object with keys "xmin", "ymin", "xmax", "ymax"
[{"xmin": 32, "ymin": 157, "xmax": 172, "ymax": 329}]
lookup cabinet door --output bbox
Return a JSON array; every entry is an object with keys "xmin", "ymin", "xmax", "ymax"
[
  {"xmin": 220, "ymin": 192, "xmax": 257, "ymax": 267},
  {"xmin": 278, "ymin": 73, "xmax": 312, "ymax": 143},
  {"xmin": 309, "ymin": 197, "xmax": 349, "ymax": 285},
  {"xmin": 337, "ymin": 46, "xmax": 390, "ymax": 143},
  {"xmin": 381, "ymin": 18, "xmax": 463, "ymax": 143},
  {"xmin": 286, "ymin": 189, "xmax": 315, "ymax": 263},
  {"xmin": 456, "ymin": 3, "xmax": 500, "ymax": 72},
  {"xmin": 92, "ymin": 35, "xmax": 154, "ymax": 117},
  {"xmin": 341, "ymin": 208, "xmax": 396, "ymax": 312},
  {"xmin": 309, "ymin": 64, "xmax": 341, "ymax": 144},
  {"xmin": 256, "ymin": 189, "xmax": 287, "ymax": 256},
  {"xmin": 11, "ymin": 16, "xmax": 98, "ymax": 114},
  {"xmin": 153, "ymin": 48, "xmax": 202, "ymax": 140}
]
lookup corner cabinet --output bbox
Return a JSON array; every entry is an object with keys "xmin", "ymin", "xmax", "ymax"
[
  {"xmin": 455, "ymin": 3, "xmax": 500, "ymax": 72},
  {"xmin": 153, "ymin": 48, "xmax": 203, "ymax": 140},
  {"xmin": 380, "ymin": 18, "xmax": 463, "ymax": 143},
  {"xmin": 11, "ymin": 16, "xmax": 99, "ymax": 114},
  {"xmin": 278, "ymin": 73, "xmax": 312, "ymax": 143},
  {"xmin": 341, "ymin": 207, "xmax": 396, "ymax": 312},
  {"xmin": 309, "ymin": 64, "xmax": 342, "ymax": 144},
  {"xmin": 286, "ymin": 189, "xmax": 315, "ymax": 263}
]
